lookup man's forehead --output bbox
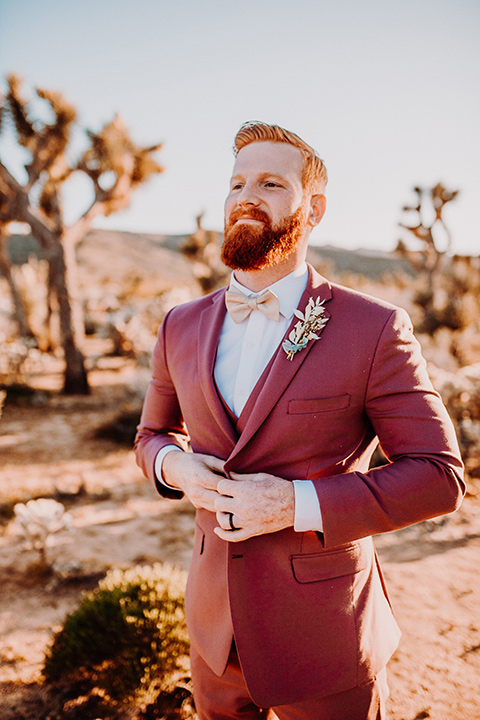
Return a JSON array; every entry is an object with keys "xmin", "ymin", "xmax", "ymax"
[{"xmin": 232, "ymin": 141, "xmax": 304, "ymax": 179}]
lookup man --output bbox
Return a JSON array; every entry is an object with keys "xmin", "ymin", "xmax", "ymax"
[{"xmin": 134, "ymin": 122, "xmax": 464, "ymax": 720}]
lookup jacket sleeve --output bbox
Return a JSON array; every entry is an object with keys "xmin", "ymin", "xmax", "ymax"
[
  {"xmin": 134, "ymin": 310, "xmax": 187, "ymax": 499},
  {"xmin": 313, "ymin": 307, "xmax": 465, "ymax": 547}
]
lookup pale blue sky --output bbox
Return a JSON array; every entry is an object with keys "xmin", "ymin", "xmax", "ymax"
[{"xmin": 1, "ymin": 0, "xmax": 478, "ymax": 253}]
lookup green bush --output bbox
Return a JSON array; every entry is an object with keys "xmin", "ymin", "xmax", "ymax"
[{"xmin": 43, "ymin": 563, "xmax": 189, "ymax": 703}]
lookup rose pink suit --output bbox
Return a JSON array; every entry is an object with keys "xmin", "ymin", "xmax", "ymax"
[{"xmin": 134, "ymin": 265, "xmax": 464, "ymax": 708}]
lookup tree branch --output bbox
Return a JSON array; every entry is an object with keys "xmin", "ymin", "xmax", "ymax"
[{"xmin": 0, "ymin": 160, "xmax": 57, "ymax": 249}]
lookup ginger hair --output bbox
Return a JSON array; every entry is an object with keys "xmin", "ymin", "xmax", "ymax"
[{"xmin": 233, "ymin": 121, "xmax": 328, "ymax": 194}]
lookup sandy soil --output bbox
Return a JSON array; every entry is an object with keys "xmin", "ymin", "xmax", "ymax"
[{"xmin": 0, "ymin": 357, "xmax": 479, "ymax": 719}]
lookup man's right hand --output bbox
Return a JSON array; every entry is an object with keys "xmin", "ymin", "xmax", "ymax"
[{"xmin": 162, "ymin": 451, "xmax": 226, "ymax": 512}]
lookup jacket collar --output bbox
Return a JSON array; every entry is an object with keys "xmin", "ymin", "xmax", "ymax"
[{"xmin": 197, "ymin": 288, "xmax": 239, "ymax": 448}]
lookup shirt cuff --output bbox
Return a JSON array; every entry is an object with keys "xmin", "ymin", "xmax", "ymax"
[
  {"xmin": 154, "ymin": 445, "xmax": 184, "ymax": 488},
  {"xmin": 293, "ymin": 480, "xmax": 323, "ymax": 532}
]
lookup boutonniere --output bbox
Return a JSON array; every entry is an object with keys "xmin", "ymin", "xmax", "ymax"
[{"xmin": 282, "ymin": 296, "xmax": 329, "ymax": 361}]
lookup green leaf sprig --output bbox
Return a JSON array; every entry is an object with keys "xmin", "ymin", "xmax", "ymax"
[{"xmin": 282, "ymin": 296, "xmax": 329, "ymax": 361}]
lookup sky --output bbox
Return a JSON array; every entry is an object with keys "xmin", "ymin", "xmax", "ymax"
[{"xmin": 0, "ymin": 0, "xmax": 479, "ymax": 254}]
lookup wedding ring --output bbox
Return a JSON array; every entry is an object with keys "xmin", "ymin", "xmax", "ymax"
[{"xmin": 227, "ymin": 512, "xmax": 236, "ymax": 531}]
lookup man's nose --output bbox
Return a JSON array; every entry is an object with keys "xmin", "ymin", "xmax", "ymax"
[{"xmin": 237, "ymin": 183, "xmax": 260, "ymax": 207}]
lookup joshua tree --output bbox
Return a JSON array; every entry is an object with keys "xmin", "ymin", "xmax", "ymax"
[
  {"xmin": 180, "ymin": 212, "xmax": 228, "ymax": 293},
  {"xmin": 0, "ymin": 75, "xmax": 163, "ymax": 393},
  {"xmin": 396, "ymin": 183, "xmax": 464, "ymax": 335},
  {"xmin": 397, "ymin": 184, "xmax": 458, "ymax": 284}
]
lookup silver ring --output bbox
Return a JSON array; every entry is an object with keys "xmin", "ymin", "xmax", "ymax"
[{"xmin": 227, "ymin": 512, "xmax": 236, "ymax": 531}]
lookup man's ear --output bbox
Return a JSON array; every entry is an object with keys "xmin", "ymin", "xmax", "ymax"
[{"xmin": 307, "ymin": 194, "xmax": 326, "ymax": 227}]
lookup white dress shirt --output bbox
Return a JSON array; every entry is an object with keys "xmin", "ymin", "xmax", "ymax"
[{"xmin": 155, "ymin": 263, "xmax": 323, "ymax": 532}]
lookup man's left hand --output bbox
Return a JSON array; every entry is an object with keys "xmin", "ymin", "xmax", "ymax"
[{"xmin": 213, "ymin": 471, "xmax": 295, "ymax": 542}]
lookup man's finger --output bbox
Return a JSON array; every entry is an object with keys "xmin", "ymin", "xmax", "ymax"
[
  {"xmin": 217, "ymin": 477, "xmax": 238, "ymax": 497},
  {"xmin": 192, "ymin": 488, "xmax": 222, "ymax": 512},
  {"xmin": 204, "ymin": 454, "xmax": 227, "ymax": 475},
  {"xmin": 215, "ymin": 510, "xmax": 237, "ymax": 530},
  {"xmin": 214, "ymin": 526, "xmax": 253, "ymax": 542},
  {"xmin": 200, "ymin": 472, "xmax": 223, "ymax": 492},
  {"xmin": 214, "ymin": 494, "xmax": 234, "ymax": 513},
  {"xmin": 229, "ymin": 470, "xmax": 266, "ymax": 483}
]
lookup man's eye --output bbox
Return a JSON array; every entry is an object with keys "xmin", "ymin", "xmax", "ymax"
[
  {"xmin": 231, "ymin": 184, "xmax": 243, "ymax": 190},
  {"xmin": 265, "ymin": 182, "xmax": 279, "ymax": 188}
]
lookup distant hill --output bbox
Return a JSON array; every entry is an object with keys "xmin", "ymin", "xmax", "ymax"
[
  {"xmin": 75, "ymin": 229, "xmax": 196, "ymax": 289},
  {"xmin": 308, "ymin": 244, "xmax": 414, "ymax": 280},
  {"xmin": 6, "ymin": 229, "xmax": 413, "ymax": 284},
  {"xmin": 5, "ymin": 230, "xmax": 197, "ymax": 292}
]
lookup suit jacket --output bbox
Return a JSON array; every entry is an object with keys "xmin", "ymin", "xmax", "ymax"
[{"xmin": 134, "ymin": 265, "xmax": 464, "ymax": 707}]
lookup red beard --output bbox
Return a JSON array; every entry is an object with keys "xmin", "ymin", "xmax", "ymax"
[{"xmin": 221, "ymin": 206, "xmax": 306, "ymax": 271}]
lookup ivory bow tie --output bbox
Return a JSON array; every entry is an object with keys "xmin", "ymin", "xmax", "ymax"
[{"xmin": 225, "ymin": 288, "xmax": 280, "ymax": 323}]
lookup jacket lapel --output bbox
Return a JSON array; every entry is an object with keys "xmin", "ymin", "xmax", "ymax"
[
  {"xmin": 225, "ymin": 266, "xmax": 332, "ymax": 466},
  {"xmin": 197, "ymin": 289, "xmax": 239, "ymax": 448}
]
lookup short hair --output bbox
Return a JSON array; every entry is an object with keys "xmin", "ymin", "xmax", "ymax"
[{"xmin": 233, "ymin": 121, "xmax": 328, "ymax": 193}]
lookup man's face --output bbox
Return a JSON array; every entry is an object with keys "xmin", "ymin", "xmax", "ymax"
[{"xmin": 222, "ymin": 142, "xmax": 308, "ymax": 271}]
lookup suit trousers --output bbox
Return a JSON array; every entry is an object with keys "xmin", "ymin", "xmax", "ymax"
[{"xmin": 190, "ymin": 643, "xmax": 389, "ymax": 720}]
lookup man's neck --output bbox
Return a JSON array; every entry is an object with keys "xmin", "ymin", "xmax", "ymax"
[{"xmin": 232, "ymin": 252, "xmax": 307, "ymax": 293}]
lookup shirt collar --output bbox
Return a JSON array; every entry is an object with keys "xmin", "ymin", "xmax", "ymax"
[{"xmin": 229, "ymin": 263, "xmax": 308, "ymax": 319}]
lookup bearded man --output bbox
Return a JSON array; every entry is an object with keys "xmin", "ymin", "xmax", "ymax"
[{"xmin": 134, "ymin": 122, "xmax": 464, "ymax": 720}]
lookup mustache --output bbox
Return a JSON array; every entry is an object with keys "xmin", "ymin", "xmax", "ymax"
[{"xmin": 226, "ymin": 207, "xmax": 271, "ymax": 228}]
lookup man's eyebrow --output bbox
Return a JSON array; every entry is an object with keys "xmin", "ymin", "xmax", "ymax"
[
  {"xmin": 230, "ymin": 172, "xmax": 289, "ymax": 183},
  {"xmin": 258, "ymin": 172, "xmax": 288, "ymax": 181}
]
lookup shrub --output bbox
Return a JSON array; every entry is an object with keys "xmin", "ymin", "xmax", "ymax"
[
  {"xmin": 14, "ymin": 498, "xmax": 71, "ymax": 565},
  {"xmin": 43, "ymin": 563, "xmax": 189, "ymax": 704}
]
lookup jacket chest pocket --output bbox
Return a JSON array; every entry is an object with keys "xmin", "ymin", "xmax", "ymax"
[{"xmin": 288, "ymin": 394, "xmax": 351, "ymax": 415}]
